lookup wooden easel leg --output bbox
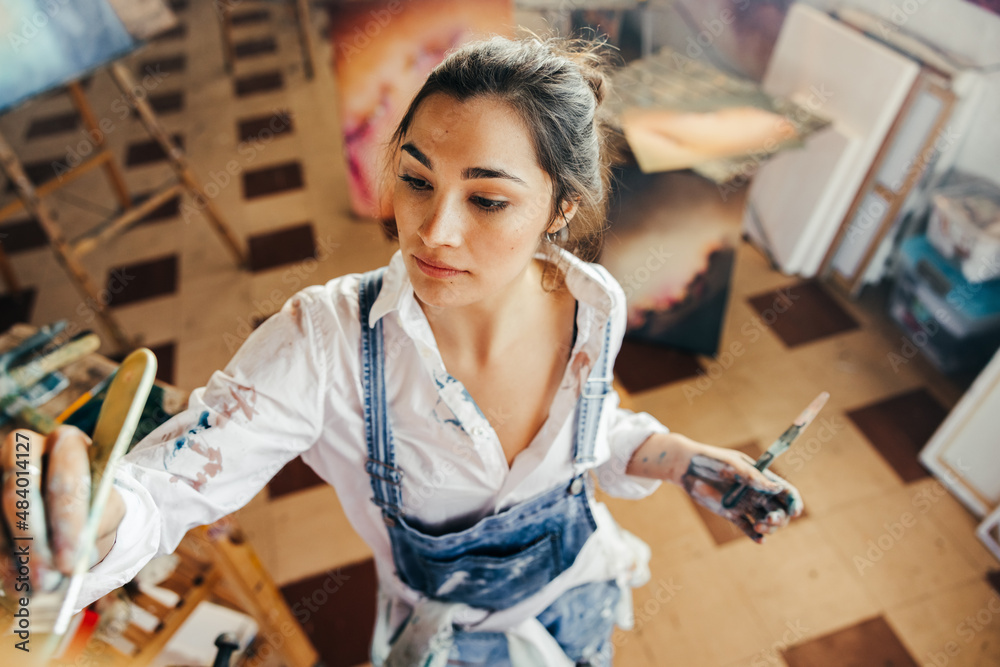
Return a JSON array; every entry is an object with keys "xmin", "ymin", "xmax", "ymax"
[
  {"xmin": 194, "ymin": 525, "xmax": 319, "ymax": 667},
  {"xmin": 294, "ymin": 0, "xmax": 316, "ymax": 80},
  {"xmin": 66, "ymin": 82, "xmax": 132, "ymax": 212},
  {"xmin": 0, "ymin": 132, "xmax": 134, "ymax": 351},
  {"xmin": 107, "ymin": 63, "xmax": 248, "ymax": 268}
]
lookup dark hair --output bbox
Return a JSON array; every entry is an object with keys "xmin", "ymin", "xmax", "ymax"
[{"xmin": 379, "ymin": 33, "xmax": 617, "ymax": 291}]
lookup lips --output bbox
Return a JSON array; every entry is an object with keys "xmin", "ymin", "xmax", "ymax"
[{"xmin": 415, "ymin": 255, "xmax": 463, "ymax": 272}]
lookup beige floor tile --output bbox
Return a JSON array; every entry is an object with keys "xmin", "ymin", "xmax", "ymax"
[
  {"xmin": 708, "ymin": 347, "xmax": 840, "ymax": 447},
  {"xmin": 792, "ymin": 328, "xmax": 937, "ymax": 414},
  {"xmin": 599, "ymin": 483, "xmax": 717, "ymax": 564},
  {"xmin": 628, "ymin": 379, "xmax": 757, "ymax": 451},
  {"xmin": 916, "ymin": 477, "xmax": 1000, "ymax": 573},
  {"xmin": 258, "ymin": 484, "xmax": 373, "ymax": 587},
  {"xmin": 818, "ymin": 481, "xmax": 986, "ymax": 609},
  {"xmin": 730, "ymin": 240, "xmax": 802, "ymax": 298},
  {"xmin": 610, "ymin": 626, "xmax": 659, "ymax": 667},
  {"xmin": 774, "ymin": 417, "xmax": 903, "ymax": 516},
  {"xmin": 175, "ymin": 331, "xmax": 238, "ymax": 392},
  {"xmin": 635, "ymin": 547, "xmax": 774, "ymax": 666},
  {"xmin": 715, "ymin": 518, "xmax": 881, "ymax": 645},
  {"xmin": 886, "ymin": 578, "xmax": 1000, "ymax": 667}
]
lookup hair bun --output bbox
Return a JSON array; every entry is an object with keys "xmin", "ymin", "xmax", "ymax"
[
  {"xmin": 580, "ymin": 67, "xmax": 607, "ymax": 106},
  {"xmin": 533, "ymin": 31, "xmax": 612, "ymax": 108}
]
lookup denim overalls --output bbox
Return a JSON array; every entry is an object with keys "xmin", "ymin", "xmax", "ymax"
[{"xmin": 358, "ymin": 268, "xmax": 622, "ymax": 666}]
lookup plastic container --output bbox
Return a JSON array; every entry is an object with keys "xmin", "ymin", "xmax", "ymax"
[
  {"xmin": 890, "ymin": 236, "xmax": 1000, "ymax": 374},
  {"xmin": 926, "ymin": 178, "xmax": 1000, "ymax": 284}
]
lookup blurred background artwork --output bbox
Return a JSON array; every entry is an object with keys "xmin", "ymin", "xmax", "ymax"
[
  {"xmin": 0, "ymin": 0, "xmax": 176, "ymax": 114},
  {"xmin": 327, "ymin": 0, "xmax": 514, "ymax": 218},
  {"xmin": 966, "ymin": 0, "xmax": 1000, "ymax": 15},
  {"xmin": 602, "ymin": 165, "xmax": 740, "ymax": 357}
]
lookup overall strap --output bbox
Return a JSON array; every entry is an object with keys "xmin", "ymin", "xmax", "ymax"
[
  {"xmin": 358, "ymin": 267, "xmax": 404, "ymax": 518},
  {"xmin": 573, "ymin": 317, "xmax": 614, "ymax": 467}
]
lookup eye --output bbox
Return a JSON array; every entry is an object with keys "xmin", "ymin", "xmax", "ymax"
[
  {"xmin": 471, "ymin": 196, "xmax": 509, "ymax": 213},
  {"xmin": 398, "ymin": 173, "xmax": 431, "ymax": 191}
]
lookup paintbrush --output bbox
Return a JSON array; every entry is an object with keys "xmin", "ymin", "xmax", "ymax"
[{"xmin": 721, "ymin": 391, "xmax": 830, "ymax": 510}]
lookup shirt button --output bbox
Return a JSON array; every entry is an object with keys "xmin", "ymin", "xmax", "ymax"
[
  {"xmin": 569, "ymin": 478, "xmax": 584, "ymax": 495},
  {"xmin": 472, "ymin": 426, "xmax": 486, "ymax": 438},
  {"xmin": 419, "ymin": 347, "xmax": 431, "ymax": 359}
]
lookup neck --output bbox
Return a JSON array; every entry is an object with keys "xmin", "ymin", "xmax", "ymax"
[{"xmin": 418, "ymin": 257, "xmax": 553, "ymax": 366}]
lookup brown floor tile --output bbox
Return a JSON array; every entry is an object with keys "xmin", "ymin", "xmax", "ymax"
[
  {"xmin": 242, "ymin": 161, "xmax": 303, "ymax": 199},
  {"xmin": 0, "ymin": 288, "xmax": 36, "ymax": 334},
  {"xmin": 147, "ymin": 91, "xmax": 184, "ymax": 115},
  {"xmin": 613, "ymin": 337, "xmax": 703, "ymax": 393},
  {"xmin": 137, "ymin": 54, "xmax": 186, "ymax": 77},
  {"xmin": 234, "ymin": 70, "xmax": 284, "ymax": 97},
  {"xmin": 5, "ymin": 157, "xmax": 63, "ymax": 192},
  {"xmin": 234, "ymin": 35, "xmax": 277, "ymax": 58},
  {"xmin": 125, "ymin": 134, "xmax": 184, "ymax": 167},
  {"xmin": 783, "ymin": 616, "xmax": 917, "ymax": 667},
  {"xmin": 267, "ymin": 456, "xmax": 326, "ymax": 499},
  {"xmin": 248, "ymin": 222, "xmax": 315, "ymax": 272},
  {"xmin": 279, "ymin": 559, "xmax": 377, "ymax": 667},
  {"xmin": 106, "ymin": 255, "xmax": 179, "ymax": 307},
  {"xmin": 747, "ymin": 280, "xmax": 859, "ymax": 348},
  {"xmin": 25, "ymin": 111, "xmax": 80, "ymax": 139},
  {"xmin": 846, "ymin": 388, "xmax": 947, "ymax": 483},
  {"xmin": 132, "ymin": 191, "xmax": 181, "ymax": 225},
  {"xmin": 147, "ymin": 341, "xmax": 176, "ymax": 385},
  {"xmin": 237, "ymin": 110, "xmax": 294, "ymax": 143},
  {"xmin": 231, "ymin": 8, "xmax": 270, "ymax": 25},
  {"xmin": 0, "ymin": 217, "xmax": 48, "ymax": 253}
]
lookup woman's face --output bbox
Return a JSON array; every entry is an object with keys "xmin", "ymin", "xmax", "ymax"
[{"xmin": 393, "ymin": 93, "xmax": 568, "ymax": 309}]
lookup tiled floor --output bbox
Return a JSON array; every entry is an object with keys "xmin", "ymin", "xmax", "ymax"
[{"xmin": 1, "ymin": 3, "xmax": 997, "ymax": 666}]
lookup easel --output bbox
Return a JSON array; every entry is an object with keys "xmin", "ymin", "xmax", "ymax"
[
  {"xmin": 0, "ymin": 62, "xmax": 248, "ymax": 352},
  {"xmin": 65, "ymin": 518, "xmax": 319, "ymax": 667},
  {"xmin": 0, "ymin": 324, "xmax": 318, "ymax": 667}
]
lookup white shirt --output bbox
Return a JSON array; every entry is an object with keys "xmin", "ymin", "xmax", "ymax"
[{"xmin": 80, "ymin": 244, "xmax": 670, "ymax": 657}]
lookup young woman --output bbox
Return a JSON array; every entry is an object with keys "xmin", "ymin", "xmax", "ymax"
[{"xmin": 2, "ymin": 35, "xmax": 802, "ymax": 666}]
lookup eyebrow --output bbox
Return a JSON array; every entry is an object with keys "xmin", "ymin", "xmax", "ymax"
[{"xmin": 401, "ymin": 142, "xmax": 527, "ymax": 186}]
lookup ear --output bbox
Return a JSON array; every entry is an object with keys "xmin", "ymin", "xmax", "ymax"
[{"xmin": 547, "ymin": 198, "xmax": 579, "ymax": 234}]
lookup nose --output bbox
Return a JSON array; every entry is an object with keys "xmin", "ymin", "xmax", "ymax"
[{"xmin": 418, "ymin": 194, "xmax": 464, "ymax": 248}]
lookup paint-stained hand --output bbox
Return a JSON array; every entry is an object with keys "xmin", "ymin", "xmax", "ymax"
[
  {"xmin": 0, "ymin": 427, "xmax": 125, "ymax": 595},
  {"xmin": 681, "ymin": 447, "xmax": 803, "ymax": 544}
]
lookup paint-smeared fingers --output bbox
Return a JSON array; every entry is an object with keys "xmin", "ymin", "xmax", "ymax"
[
  {"xmin": 2, "ymin": 429, "xmax": 59, "ymax": 591},
  {"xmin": 45, "ymin": 426, "xmax": 93, "ymax": 574},
  {"xmin": 761, "ymin": 469, "xmax": 805, "ymax": 519},
  {"xmin": 733, "ymin": 514, "xmax": 765, "ymax": 544},
  {"xmin": 753, "ymin": 510, "xmax": 790, "ymax": 536}
]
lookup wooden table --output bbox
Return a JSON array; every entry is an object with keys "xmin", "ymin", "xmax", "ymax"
[{"xmin": 0, "ymin": 324, "xmax": 318, "ymax": 666}]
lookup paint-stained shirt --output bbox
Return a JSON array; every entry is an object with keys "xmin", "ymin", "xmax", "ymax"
[{"xmin": 78, "ymin": 244, "xmax": 670, "ymax": 644}]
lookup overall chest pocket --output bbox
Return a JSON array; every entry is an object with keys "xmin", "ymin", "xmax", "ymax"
[
  {"xmin": 419, "ymin": 532, "xmax": 560, "ymax": 611},
  {"xmin": 387, "ymin": 479, "xmax": 597, "ymax": 611}
]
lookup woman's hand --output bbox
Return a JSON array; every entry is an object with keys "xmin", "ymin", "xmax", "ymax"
[
  {"xmin": 0, "ymin": 426, "xmax": 125, "ymax": 595},
  {"xmin": 627, "ymin": 433, "xmax": 803, "ymax": 544},
  {"xmin": 680, "ymin": 444, "xmax": 803, "ymax": 544}
]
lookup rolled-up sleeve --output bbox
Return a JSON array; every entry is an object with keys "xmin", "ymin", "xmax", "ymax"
[
  {"xmin": 594, "ymin": 389, "xmax": 668, "ymax": 499},
  {"xmin": 76, "ymin": 289, "xmax": 330, "ymax": 610}
]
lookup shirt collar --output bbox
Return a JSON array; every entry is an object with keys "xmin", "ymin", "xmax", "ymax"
[{"xmin": 367, "ymin": 245, "xmax": 615, "ymax": 330}]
